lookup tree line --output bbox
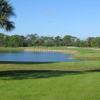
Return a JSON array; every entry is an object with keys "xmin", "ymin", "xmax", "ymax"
[{"xmin": 0, "ymin": 33, "xmax": 100, "ymax": 47}]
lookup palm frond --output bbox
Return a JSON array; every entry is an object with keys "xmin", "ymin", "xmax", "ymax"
[{"xmin": 0, "ymin": 0, "xmax": 15, "ymax": 31}]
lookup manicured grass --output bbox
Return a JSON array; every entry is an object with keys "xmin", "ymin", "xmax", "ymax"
[
  {"xmin": 0, "ymin": 47, "xmax": 100, "ymax": 100},
  {"xmin": 0, "ymin": 71, "xmax": 100, "ymax": 100}
]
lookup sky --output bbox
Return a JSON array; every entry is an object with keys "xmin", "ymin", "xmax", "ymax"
[{"xmin": 2, "ymin": 0, "xmax": 100, "ymax": 39}]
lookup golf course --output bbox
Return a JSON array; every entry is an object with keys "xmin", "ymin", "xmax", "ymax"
[
  {"xmin": 0, "ymin": 0, "xmax": 100, "ymax": 100},
  {"xmin": 0, "ymin": 47, "xmax": 100, "ymax": 100}
]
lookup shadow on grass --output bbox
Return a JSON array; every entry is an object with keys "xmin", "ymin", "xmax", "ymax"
[
  {"xmin": 0, "ymin": 69, "xmax": 100, "ymax": 80},
  {"xmin": 0, "ymin": 70, "xmax": 83, "ymax": 80},
  {"xmin": 0, "ymin": 61, "xmax": 56, "ymax": 64}
]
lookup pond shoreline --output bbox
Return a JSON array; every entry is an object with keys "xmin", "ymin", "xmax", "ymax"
[{"xmin": 24, "ymin": 48, "xmax": 78, "ymax": 54}]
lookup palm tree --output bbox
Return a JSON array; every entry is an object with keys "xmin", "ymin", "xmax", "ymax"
[{"xmin": 0, "ymin": 0, "xmax": 15, "ymax": 31}]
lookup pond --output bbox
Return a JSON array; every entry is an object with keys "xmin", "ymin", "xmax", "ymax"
[{"xmin": 0, "ymin": 51, "xmax": 78, "ymax": 63}]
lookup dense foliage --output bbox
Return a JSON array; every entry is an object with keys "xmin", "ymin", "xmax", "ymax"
[{"xmin": 0, "ymin": 33, "xmax": 100, "ymax": 47}]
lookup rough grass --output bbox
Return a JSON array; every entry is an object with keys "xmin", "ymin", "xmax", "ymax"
[{"xmin": 0, "ymin": 61, "xmax": 100, "ymax": 71}]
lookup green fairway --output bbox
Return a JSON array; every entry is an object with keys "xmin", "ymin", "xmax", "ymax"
[
  {"xmin": 0, "ymin": 47, "xmax": 100, "ymax": 100},
  {"xmin": 0, "ymin": 71, "xmax": 100, "ymax": 100}
]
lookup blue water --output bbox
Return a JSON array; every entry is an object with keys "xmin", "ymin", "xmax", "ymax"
[{"xmin": 0, "ymin": 51, "xmax": 78, "ymax": 62}]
